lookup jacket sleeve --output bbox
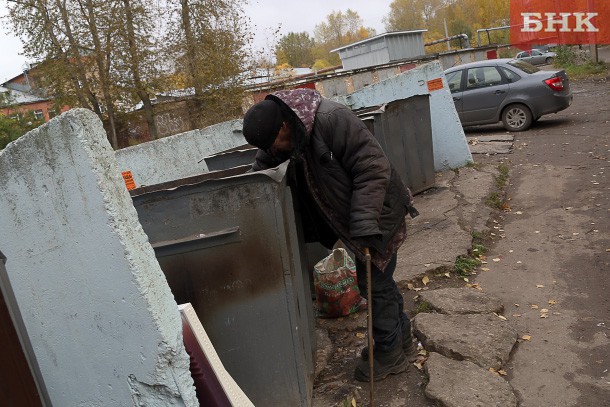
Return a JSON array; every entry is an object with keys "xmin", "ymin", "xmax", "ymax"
[
  {"xmin": 251, "ymin": 149, "xmax": 282, "ymax": 171},
  {"xmin": 319, "ymin": 104, "xmax": 391, "ymax": 238}
]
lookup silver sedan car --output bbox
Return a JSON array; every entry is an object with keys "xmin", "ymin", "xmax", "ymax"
[
  {"xmin": 515, "ymin": 49, "xmax": 557, "ymax": 65},
  {"xmin": 444, "ymin": 59, "xmax": 572, "ymax": 131}
]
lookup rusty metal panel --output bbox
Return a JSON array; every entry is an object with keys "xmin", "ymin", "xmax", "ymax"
[
  {"xmin": 0, "ymin": 252, "xmax": 47, "ymax": 406},
  {"xmin": 131, "ymin": 163, "xmax": 314, "ymax": 406},
  {"xmin": 358, "ymin": 96, "xmax": 434, "ymax": 194}
]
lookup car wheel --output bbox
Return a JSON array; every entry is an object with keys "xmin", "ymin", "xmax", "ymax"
[
  {"xmin": 502, "ymin": 104, "xmax": 533, "ymax": 131},
  {"xmin": 546, "ymin": 57, "xmax": 554, "ymax": 65}
]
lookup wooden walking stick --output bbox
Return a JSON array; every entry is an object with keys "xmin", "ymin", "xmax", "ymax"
[{"xmin": 364, "ymin": 247, "xmax": 374, "ymax": 405}]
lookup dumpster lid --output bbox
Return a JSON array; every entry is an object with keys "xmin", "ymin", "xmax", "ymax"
[{"xmin": 130, "ymin": 161, "xmax": 289, "ymax": 197}]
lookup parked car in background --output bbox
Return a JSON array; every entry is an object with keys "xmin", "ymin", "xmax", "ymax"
[
  {"xmin": 444, "ymin": 59, "xmax": 572, "ymax": 131},
  {"xmin": 515, "ymin": 49, "xmax": 557, "ymax": 65}
]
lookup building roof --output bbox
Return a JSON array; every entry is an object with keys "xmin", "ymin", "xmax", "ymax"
[
  {"xmin": 0, "ymin": 86, "xmax": 48, "ymax": 107},
  {"xmin": 330, "ymin": 30, "xmax": 428, "ymax": 53}
]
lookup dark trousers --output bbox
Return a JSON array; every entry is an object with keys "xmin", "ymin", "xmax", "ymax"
[{"xmin": 355, "ymin": 253, "xmax": 411, "ymax": 352}]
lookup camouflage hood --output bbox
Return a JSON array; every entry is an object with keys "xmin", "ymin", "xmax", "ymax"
[{"xmin": 266, "ymin": 88, "xmax": 323, "ymax": 137}]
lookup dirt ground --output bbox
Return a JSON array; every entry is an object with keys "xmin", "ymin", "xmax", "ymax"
[{"xmin": 312, "ymin": 67, "xmax": 610, "ymax": 407}]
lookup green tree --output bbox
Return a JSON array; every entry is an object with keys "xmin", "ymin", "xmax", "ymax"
[
  {"xmin": 165, "ymin": 0, "xmax": 252, "ymax": 127},
  {"xmin": 313, "ymin": 9, "xmax": 375, "ymax": 66},
  {"xmin": 276, "ymin": 32, "xmax": 315, "ymax": 68},
  {"xmin": 0, "ymin": 111, "xmax": 44, "ymax": 150},
  {"xmin": 6, "ymin": 0, "xmax": 145, "ymax": 147}
]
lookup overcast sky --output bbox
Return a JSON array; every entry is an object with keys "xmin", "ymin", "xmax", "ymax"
[{"xmin": 0, "ymin": 0, "xmax": 395, "ymax": 83}]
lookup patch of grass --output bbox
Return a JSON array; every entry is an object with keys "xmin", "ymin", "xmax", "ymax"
[
  {"xmin": 495, "ymin": 163, "xmax": 509, "ymax": 188},
  {"xmin": 485, "ymin": 163, "xmax": 510, "ymax": 209},
  {"xmin": 471, "ymin": 230, "xmax": 484, "ymax": 241},
  {"xmin": 564, "ymin": 61, "xmax": 609, "ymax": 79},
  {"xmin": 485, "ymin": 191, "xmax": 503, "ymax": 209},
  {"xmin": 554, "ymin": 45, "xmax": 609, "ymax": 79},
  {"xmin": 454, "ymin": 255, "xmax": 482, "ymax": 277},
  {"xmin": 471, "ymin": 243, "xmax": 488, "ymax": 256},
  {"xmin": 466, "ymin": 161, "xmax": 483, "ymax": 170},
  {"xmin": 414, "ymin": 301, "xmax": 433, "ymax": 315}
]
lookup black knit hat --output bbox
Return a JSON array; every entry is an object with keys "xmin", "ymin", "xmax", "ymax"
[{"xmin": 242, "ymin": 100, "xmax": 284, "ymax": 150}]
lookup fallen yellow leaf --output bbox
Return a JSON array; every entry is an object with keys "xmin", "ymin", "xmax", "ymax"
[
  {"xmin": 540, "ymin": 313, "xmax": 549, "ymax": 319},
  {"xmin": 422, "ymin": 276, "xmax": 430, "ymax": 285},
  {"xmin": 407, "ymin": 283, "xmax": 415, "ymax": 290},
  {"xmin": 536, "ymin": 284, "xmax": 544, "ymax": 288},
  {"xmin": 355, "ymin": 332, "xmax": 366, "ymax": 339},
  {"xmin": 352, "ymin": 398, "xmax": 356, "ymax": 407},
  {"xmin": 548, "ymin": 299, "xmax": 558, "ymax": 305},
  {"xmin": 414, "ymin": 361, "xmax": 424, "ymax": 370},
  {"xmin": 498, "ymin": 370, "xmax": 508, "ymax": 376},
  {"xmin": 481, "ymin": 267, "xmax": 490, "ymax": 272},
  {"xmin": 531, "ymin": 304, "xmax": 539, "ymax": 309},
  {"xmin": 541, "ymin": 308, "xmax": 549, "ymax": 313},
  {"xmin": 521, "ymin": 335, "xmax": 532, "ymax": 341},
  {"xmin": 488, "ymin": 368, "xmax": 500, "ymax": 376}
]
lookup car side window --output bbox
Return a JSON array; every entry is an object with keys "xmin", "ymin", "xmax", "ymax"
[
  {"xmin": 446, "ymin": 70, "xmax": 463, "ymax": 93},
  {"xmin": 500, "ymin": 67, "xmax": 521, "ymax": 83},
  {"xmin": 465, "ymin": 67, "xmax": 504, "ymax": 89},
  {"xmin": 532, "ymin": 49, "xmax": 543, "ymax": 56}
]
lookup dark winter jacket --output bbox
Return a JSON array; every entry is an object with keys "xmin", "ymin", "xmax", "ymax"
[{"xmin": 251, "ymin": 89, "xmax": 412, "ymax": 270}]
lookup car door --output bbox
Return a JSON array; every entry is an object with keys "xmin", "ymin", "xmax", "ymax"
[
  {"xmin": 460, "ymin": 66, "xmax": 509, "ymax": 124},
  {"xmin": 529, "ymin": 49, "xmax": 543, "ymax": 65},
  {"xmin": 445, "ymin": 69, "xmax": 464, "ymax": 119},
  {"xmin": 516, "ymin": 51, "xmax": 533, "ymax": 64}
]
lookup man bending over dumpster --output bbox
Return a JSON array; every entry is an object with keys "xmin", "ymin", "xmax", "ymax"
[{"xmin": 241, "ymin": 88, "xmax": 419, "ymax": 382}]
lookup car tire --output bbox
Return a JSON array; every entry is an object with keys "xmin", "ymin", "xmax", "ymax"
[
  {"xmin": 502, "ymin": 104, "xmax": 533, "ymax": 131},
  {"xmin": 546, "ymin": 57, "xmax": 554, "ymax": 65}
]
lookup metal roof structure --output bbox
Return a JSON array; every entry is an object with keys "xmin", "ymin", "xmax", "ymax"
[
  {"xmin": 331, "ymin": 30, "xmax": 428, "ymax": 69},
  {"xmin": 331, "ymin": 30, "xmax": 428, "ymax": 71}
]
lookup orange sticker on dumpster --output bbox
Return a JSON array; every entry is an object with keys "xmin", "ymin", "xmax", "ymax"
[
  {"xmin": 122, "ymin": 171, "xmax": 136, "ymax": 191},
  {"xmin": 427, "ymin": 78, "xmax": 444, "ymax": 92}
]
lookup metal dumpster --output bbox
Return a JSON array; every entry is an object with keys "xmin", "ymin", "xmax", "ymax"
[
  {"xmin": 202, "ymin": 145, "xmax": 258, "ymax": 172},
  {"xmin": 357, "ymin": 95, "xmax": 434, "ymax": 194},
  {"xmin": 130, "ymin": 162, "xmax": 315, "ymax": 406}
]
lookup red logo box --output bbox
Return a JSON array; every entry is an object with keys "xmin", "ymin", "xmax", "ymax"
[{"xmin": 510, "ymin": 0, "xmax": 610, "ymax": 47}]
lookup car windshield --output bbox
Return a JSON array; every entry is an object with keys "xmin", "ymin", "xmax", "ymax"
[{"xmin": 507, "ymin": 60, "xmax": 540, "ymax": 74}]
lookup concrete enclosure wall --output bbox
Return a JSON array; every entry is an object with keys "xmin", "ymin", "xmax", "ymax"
[
  {"xmin": 332, "ymin": 60, "xmax": 473, "ymax": 171},
  {"xmin": 115, "ymin": 118, "xmax": 247, "ymax": 188},
  {"xmin": 0, "ymin": 109, "xmax": 198, "ymax": 406}
]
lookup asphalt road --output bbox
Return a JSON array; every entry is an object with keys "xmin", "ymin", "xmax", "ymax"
[{"xmin": 467, "ymin": 73, "xmax": 610, "ymax": 406}]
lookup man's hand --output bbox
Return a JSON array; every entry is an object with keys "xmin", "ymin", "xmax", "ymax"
[{"xmin": 353, "ymin": 234, "xmax": 382, "ymax": 251}]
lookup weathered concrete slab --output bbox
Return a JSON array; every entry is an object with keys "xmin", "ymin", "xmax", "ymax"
[
  {"xmin": 395, "ymin": 166, "xmax": 496, "ymax": 282},
  {"xmin": 469, "ymin": 141, "xmax": 513, "ymax": 155},
  {"xmin": 418, "ymin": 288, "xmax": 504, "ymax": 314},
  {"xmin": 451, "ymin": 166, "xmax": 497, "ymax": 232},
  {"xmin": 0, "ymin": 109, "xmax": 197, "ymax": 406},
  {"xmin": 469, "ymin": 135, "xmax": 515, "ymax": 143},
  {"xmin": 425, "ymin": 352, "xmax": 518, "ymax": 407},
  {"xmin": 413, "ymin": 313, "xmax": 517, "ymax": 369}
]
